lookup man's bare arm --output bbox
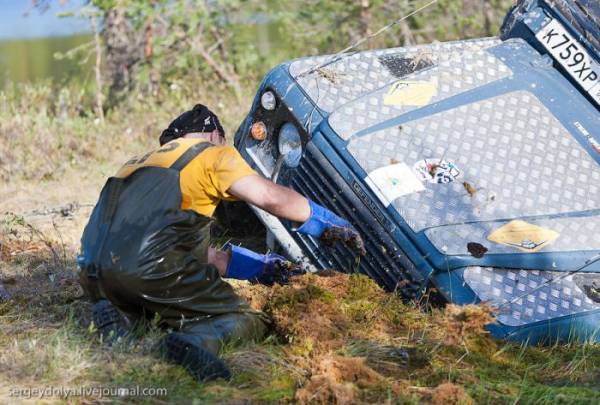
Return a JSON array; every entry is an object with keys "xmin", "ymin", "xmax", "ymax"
[
  {"xmin": 208, "ymin": 246, "xmax": 230, "ymax": 276},
  {"xmin": 209, "ymin": 175, "xmax": 309, "ymax": 277},
  {"xmin": 227, "ymin": 175, "xmax": 311, "ymax": 223},
  {"xmin": 224, "ymin": 175, "xmax": 365, "ymax": 268}
]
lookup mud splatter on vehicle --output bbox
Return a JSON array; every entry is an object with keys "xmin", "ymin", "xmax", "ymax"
[{"xmin": 235, "ymin": 0, "xmax": 600, "ymax": 344}]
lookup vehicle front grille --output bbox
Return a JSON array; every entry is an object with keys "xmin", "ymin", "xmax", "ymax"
[{"xmin": 288, "ymin": 142, "xmax": 424, "ymax": 299}]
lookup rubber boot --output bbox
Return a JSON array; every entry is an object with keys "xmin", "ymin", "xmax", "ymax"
[
  {"xmin": 159, "ymin": 333, "xmax": 231, "ymax": 382},
  {"xmin": 92, "ymin": 299, "xmax": 129, "ymax": 343}
]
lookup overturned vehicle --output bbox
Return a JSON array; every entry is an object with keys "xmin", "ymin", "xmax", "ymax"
[{"xmin": 234, "ymin": 0, "xmax": 600, "ymax": 344}]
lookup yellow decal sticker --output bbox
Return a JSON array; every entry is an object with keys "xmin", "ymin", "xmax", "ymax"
[
  {"xmin": 487, "ymin": 220, "xmax": 560, "ymax": 253},
  {"xmin": 383, "ymin": 79, "xmax": 437, "ymax": 107}
]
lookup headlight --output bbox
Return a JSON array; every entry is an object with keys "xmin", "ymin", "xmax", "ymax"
[
  {"xmin": 250, "ymin": 121, "xmax": 267, "ymax": 141},
  {"xmin": 260, "ymin": 90, "xmax": 276, "ymax": 110},
  {"xmin": 278, "ymin": 122, "xmax": 302, "ymax": 168}
]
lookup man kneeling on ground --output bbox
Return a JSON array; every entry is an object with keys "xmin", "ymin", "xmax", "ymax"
[{"xmin": 77, "ymin": 104, "xmax": 362, "ymax": 382}]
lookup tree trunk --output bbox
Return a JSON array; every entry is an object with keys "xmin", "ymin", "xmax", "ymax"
[
  {"xmin": 483, "ymin": 0, "xmax": 495, "ymax": 36},
  {"xmin": 359, "ymin": 0, "xmax": 372, "ymax": 48},
  {"xmin": 399, "ymin": 20, "xmax": 415, "ymax": 46},
  {"xmin": 104, "ymin": 6, "xmax": 141, "ymax": 106},
  {"xmin": 90, "ymin": 16, "xmax": 104, "ymax": 121}
]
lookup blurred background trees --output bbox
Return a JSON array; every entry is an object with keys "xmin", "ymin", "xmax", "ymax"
[
  {"xmin": 0, "ymin": 0, "xmax": 515, "ymax": 182},
  {"xmin": 25, "ymin": 0, "xmax": 513, "ymax": 113}
]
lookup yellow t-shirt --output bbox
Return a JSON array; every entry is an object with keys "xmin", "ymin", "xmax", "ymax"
[{"xmin": 114, "ymin": 138, "xmax": 257, "ymax": 217}]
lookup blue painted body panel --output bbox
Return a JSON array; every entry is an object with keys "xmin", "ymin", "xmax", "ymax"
[{"xmin": 234, "ymin": 0, "xmax": 600, "ymax": 343}]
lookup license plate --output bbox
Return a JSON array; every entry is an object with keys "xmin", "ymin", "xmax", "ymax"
[{"xmin": 536, "ymin": 18, "xmax": 600, "ymax": 105}]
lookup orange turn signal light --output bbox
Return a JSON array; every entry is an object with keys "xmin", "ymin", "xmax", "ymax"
[{"xmin": 250, "ymin": 121, "xmax": 267, "ymax": 141}]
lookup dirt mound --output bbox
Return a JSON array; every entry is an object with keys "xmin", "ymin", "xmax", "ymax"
[
  {"xmin": 234, "ymin": 272, "xmax": 433, "ymax": 402},
  {"xmin": 232, "ymin": 271, "xmax": 498, "ymax": 403},
  {"xmin": 262, "ymin": 272, "xmax": 399, "ymax": 351},
  {"xmin": 441, "ymin": 303, "xmax": 495, "ymax": 345},
  {"xmin": 431, "ymin": 382, "xmax": 474, "ymax": 405},
  {"xmin": 295, "ymin": 355, "xmax": 383, "ymax": 404}
]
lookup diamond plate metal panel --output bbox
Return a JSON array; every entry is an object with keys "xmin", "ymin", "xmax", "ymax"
[
  {"xmin": 347, "ymin": 90, "xmax": 600, "ymax": 232},
  {"xmin": 426, "ymin": 215, "xmax": 600, "ymax": 255},
  {"xmin": 328, "ymin": 40, "xmax": 512, "ymax": 140},
  {"xmin": 288, "ymin": 38, "xmax": 501, "ymax": 114},
  {"xmin": 464, "ymin": 266, "xmax": 600, "ymax": 327}
]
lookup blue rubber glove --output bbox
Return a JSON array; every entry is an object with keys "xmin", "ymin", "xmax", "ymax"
[
  {"xmin": 224, "ymin": 245, "xmax": 304, "ymax": 286},
  {"xmin": 296, "ymin": 200, "xmax": 352, "ymax": 238},
  {"xmin": 296, "ymin": 200, "xmax": 365, "ymax": 256}
]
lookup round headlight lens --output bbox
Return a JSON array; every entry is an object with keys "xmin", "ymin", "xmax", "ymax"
[
  {"xmin": 250, "ymin": 121, "xmax": 267, "ymax": 141},
  {"xmin": 278, "ymin": 123, "xmax": 302, "ymax": 168},
  {"xmin": 260, "ymin": 90, "xmax": 276, "ymax": 111}
]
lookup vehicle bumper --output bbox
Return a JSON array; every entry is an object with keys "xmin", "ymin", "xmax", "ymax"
[
  {"xmin": 434, "ymin": 266, "xmax": 600, "ymax": 344},
  {"xmin": 247, "ymin": 197, "xmax": 315, "ymax": 271}
]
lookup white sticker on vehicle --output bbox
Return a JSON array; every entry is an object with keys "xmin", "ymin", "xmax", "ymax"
[
  {"xmin": 413, "ymin": 158, "xmax": 461, "ymax": 184},
  {"xmin": 574, "ymin": 121, "xmax": 600, "ymax": 155},
  {"xmin": 365, "ymin": 162, "xmax": 425, "ymax": 207}
]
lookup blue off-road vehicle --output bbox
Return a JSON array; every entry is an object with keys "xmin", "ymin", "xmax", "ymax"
[{"xmin": 234, "ymin": 0, "xmax": 600, "ymax": 344}]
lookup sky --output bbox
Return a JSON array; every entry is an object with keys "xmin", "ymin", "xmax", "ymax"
[{"xmin": 0, "ymin": 0, "xmax": 90, "ymax": 39}]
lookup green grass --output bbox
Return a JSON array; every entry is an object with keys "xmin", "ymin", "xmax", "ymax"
[
  {"xmin": 2, "ymin": 216, "xmax": 600, "ymax": 404},
  {"xmin": 1, "ymin": 82, "xmax": 600, "ymax": 404}
]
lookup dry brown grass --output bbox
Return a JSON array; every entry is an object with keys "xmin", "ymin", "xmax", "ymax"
[
  {"xmin": 233, "ymin": 273, "xmax": 434, "ymax": 403},
  {"xmin": 0, "ymin": 81, "xmax": 251, "ymax": 187},
  {"xmin": 1, "ymin": 82, "xmax": 600, "ymax": 403},
  {"xmin": 3, "ymin": 214, "xmax": 600, "ymax": 403},
  {"xmin": 295, "ymin": 355, "xmax": 384, "ymax": 404},
  {"xmin": 441, "ymin": 303, "xmax": 496, "ymax": 346}
]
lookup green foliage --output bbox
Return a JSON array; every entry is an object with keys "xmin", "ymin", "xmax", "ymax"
[
  {"xmin": 14, "ymin": 0, "xmax": 517, "ymax": 112},
  {"xmin": 55, "ymin": 0, "xmax": 515, "ymax": 108}
]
